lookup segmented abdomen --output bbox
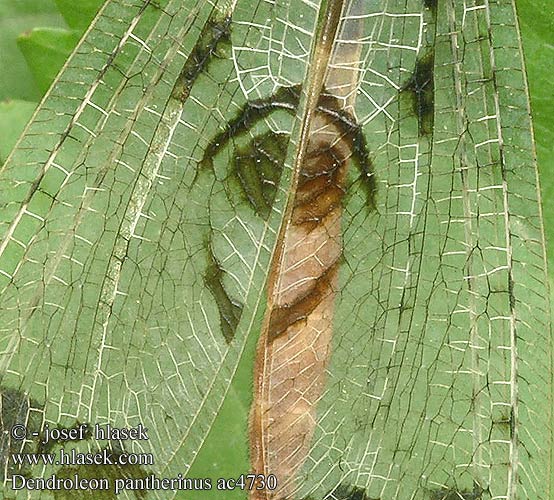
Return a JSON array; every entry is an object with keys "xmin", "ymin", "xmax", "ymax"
[{"xmin": 250, "ymin": 113, "xmax": 354, "ymax": 499}]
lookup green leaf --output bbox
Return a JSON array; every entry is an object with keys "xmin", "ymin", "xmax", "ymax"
[
  {"xmin": 0, "ymin": 1, "xmax": 551, "ymax": 499},
  {"xmin": 0, "ymin": 0, "xmax": 66, "ymax": 101},
  {"xmin": 517, "ymin": 0, "xmax": 554, "ymax": 268},
  {"xmin": 17, "ymin": 28, "xmax": 80, "ymax": 94},
  {"xmin": 0, "ymin": 99, "xmax": 36, "ymax": 163},
  {"xmin": 54, "ymin": 0, "xmax": 106, "ymax": 31},
  {"xmin": 517, "ymin": 0, "xmax": 554, "ymax": 351}
]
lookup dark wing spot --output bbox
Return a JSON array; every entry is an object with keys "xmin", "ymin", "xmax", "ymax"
[
  {"xmin": 200, "ymin": 85, "xmax": 376, "ymax": 211},
  {"xmin": 200, "ymin": 85, "xmax": 301, "ymax": 173},
  {"xmin": 0, "ymin": 388, "xmax": 43, "ymax": 481},
  {"xmin": 316, "ymin": 93, "xmax": 376, "ymax": 209},
  {"xmin": 331, "ymin": 484, "xmax": 379, "ymax": 500},
  {"xmin": 205, "ymin": 242, "xmax": 243, "ymax": 343},
  {"xmin": 171, "ymin": 15, "xmax": 232, "ymax": 103},
  {"xmin": 423, "ymin": 0, "xmax": 438, "ymax": 15},
  {"xmin": 430, "ymin": 482, "xmax": 484, "ymax": 500},
  {"xmin": 233, "ymin": 132, "xmax": 288, "ymax": 219},
  {"xmin": 302, "ymin": 483, "xmax": 380, "ymax": 500},
  {"xmin": 403, "ymin": 51, "xmax": 435, "ymax": 137}
]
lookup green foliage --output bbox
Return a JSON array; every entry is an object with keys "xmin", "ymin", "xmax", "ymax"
[
  {"xmin": 0, "ymin": 0, "xmax": 105, "ymax": 163},
  {"xmin": 517, "ymin": 0, "xmax": 554, "ymax": 269},
  {"xmin": 54, "ymin": 0, "xmax": 108, "ymax": 31},
  {"xmin": 17, "ymin": 28, "xmax": 80, "ymax": 94},
  {"xmin": 0, "ymin": 0, "xmax": 65, "ymax": 102},
  {"xmin": 0, "ymin": 100, "xmax": 36, "ymax": 161}
]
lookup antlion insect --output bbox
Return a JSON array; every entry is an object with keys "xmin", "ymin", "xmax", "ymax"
[{"xmin": 0, "ymin": 0, "xmax": 550, "ymax": 497}]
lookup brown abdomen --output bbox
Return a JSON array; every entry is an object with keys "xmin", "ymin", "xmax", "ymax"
[{"xmin": 250, "ymin": 112, "xmax": 353, "ymax": 499}]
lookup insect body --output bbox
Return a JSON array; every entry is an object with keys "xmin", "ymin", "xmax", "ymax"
[
  {"xmin": 201, "ymin": 86, "xmax": 375, "ymax": 500},
  {"xmin": 250, "ymin": 104, "xmax": 355, "ymax": 499},
  {"xmin": 248, "ymin": 1, "xmax": 372, "ymax": 496}
]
